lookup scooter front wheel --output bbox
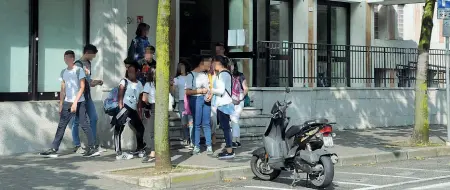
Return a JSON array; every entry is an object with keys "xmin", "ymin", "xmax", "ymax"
[{"xmin": 250, "ymin": 155, "xmax": 281, "ymax": 181}]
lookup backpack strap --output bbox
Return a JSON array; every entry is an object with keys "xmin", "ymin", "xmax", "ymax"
[
  {"xmin": 218, "ymin": 70, "xmax": 233, "ymax": 97},
  {"xmin": 188, "ymin": 72, "xmax": 195, "ymax": 89},
  {"xmin": 60, "ymin": 69, "xmax": 66, "ymax": 81}
]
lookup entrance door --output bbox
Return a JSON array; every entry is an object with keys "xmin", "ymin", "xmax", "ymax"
[
  {"xmin": 226, "ymin": 0, "xmax": 256, "ymax": 86},
  {"xmin": 317, "ymin": 1, "xmax": 350, "ymax": 87}
]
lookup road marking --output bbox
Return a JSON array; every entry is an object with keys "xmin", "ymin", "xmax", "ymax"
[
  {"xmin": 336, "ymin": 172, "xmax": 421, "ymax": 179},
  {"xmin": 407, "ymin": 181, "xmax": 450, "ymax": 190},
  {"xmin": 333, "ymin": 181, "xmax": 380, "ymax": 187},
  {"xmin": 382, "ymin": 167, "xmax": 450, "ymax": 173},
  {"xmin": 171, "ymin": 155, "xmax": 182, "ymax": 161},
  {"xmin": 353, "ymin": 175, "xmax": 450, "ymax": 190},
  {"xmin": 244, "ymin": 186, "xmax": 292, "ymax": 190}
]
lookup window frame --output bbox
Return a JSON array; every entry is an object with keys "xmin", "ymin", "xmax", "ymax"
[{"xmin": 0, "ymin": 0, "xmax": 90, "ymax": 102}]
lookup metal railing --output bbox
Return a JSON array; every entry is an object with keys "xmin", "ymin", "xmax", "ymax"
[{"xmin": 256, "ymin": 41, "xmax": 447, "ymax": 88}]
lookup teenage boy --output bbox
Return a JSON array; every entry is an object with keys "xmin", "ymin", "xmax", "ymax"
[
  {"xmin": 71, "ymin": 44, "xmax": 103, "ymax": 154},
  {"xmin": 40, "ymin": 50, "xmax": 98, "ymax": 158}
]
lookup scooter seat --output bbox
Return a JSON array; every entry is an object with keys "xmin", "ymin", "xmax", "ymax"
[
  {"xmin": 285, "ymin": 124, "xmax": 304, "ymax": 139},
  {"xmin": 303, "ymin": 118, "xmax": 328, "ymax": 126}
]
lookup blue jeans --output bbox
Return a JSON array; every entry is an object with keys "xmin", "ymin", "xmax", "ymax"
[
  {"xmin": 72, "ymin": 98, "xmax": 98, "ymax": 146},
  {"xmin": 189, "ymin": 95, "xmax": 212, "ymax": 148}
]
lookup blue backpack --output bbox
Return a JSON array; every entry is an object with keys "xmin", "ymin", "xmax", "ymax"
[{"xmin": 103, "ymin": 79, "xmax": 128, "ymax": 116}]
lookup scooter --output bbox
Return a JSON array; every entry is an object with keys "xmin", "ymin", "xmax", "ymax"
[{"xmin": 250, "ymin": 87, "xmax": 339, "ymax": 188}]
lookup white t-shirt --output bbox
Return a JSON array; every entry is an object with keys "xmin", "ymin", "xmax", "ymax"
[
  {"xmin": 143, "ymin": 82, "xmax": 156, "ymax": 104},
  {"xmin": 185, "ymin": 71, "xmax": 209, "ymax": 96},
  {"xmin": 174, "ymin": 75, "xmax": 187, "ymax": 100},
  {"xmin": 120, "ymin": 79, "xmax": 144, "ymax": 110},
  {"xmin": 59, "ymin": 66, "xmax": 86, "ymax": 103}
]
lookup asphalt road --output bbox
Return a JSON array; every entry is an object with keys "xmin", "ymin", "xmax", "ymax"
[{"xmin": 174, "ymin": 156, "xmax": 450, "ymax": 190}]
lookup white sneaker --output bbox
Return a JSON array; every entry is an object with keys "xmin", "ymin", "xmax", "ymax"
[{"xmin": 116, "ymin": 152, "xmax": 133, "ymax": 160}]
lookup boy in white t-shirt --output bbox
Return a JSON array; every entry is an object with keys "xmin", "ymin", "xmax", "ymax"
[
  {"xmin": 141, "ymin": 67, "xmax": 157, "ymax": 163},
  {"xmin": 39, "ymin": 50, "xmax": 97, "ymax": 158}
]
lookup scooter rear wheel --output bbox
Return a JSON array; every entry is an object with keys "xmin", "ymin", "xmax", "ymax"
[
  {"xmin": 309, "ymin": 156, "xmax": 334, "ymax": 188},
  {"xmin": 250, "ymin": 155, "xmax": 281, "ymax": 181}
]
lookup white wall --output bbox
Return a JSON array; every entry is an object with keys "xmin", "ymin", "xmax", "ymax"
[
  {"xmin": 249, "ymin": 87, "xmax": 446, "ymax": 130},
  {"xmin": 127, "ymin": 0, "xmax": 159, "ymax": 48}
]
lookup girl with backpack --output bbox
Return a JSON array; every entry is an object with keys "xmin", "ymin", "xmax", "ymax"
[
  {"xmin": 171, "ymin": 61, "xmax": 194, "ymax": 149},
  {"xmin": 111, "ymin": 64, "xmax": 147, "ymax": 160},
  {"xmin": 185, "ymin": 55, "xmax": 213, "ymax": 155},
  {"xmin": 229, "ymin": 60, "xmax": 249, "ymax": 148},
  {"xmin": 141, "ymin": 67, "xmax": 157, "ymax": 163},
  {"xmin": 211, "ymin": 55, "xmax": 235, "ymax": 159}
]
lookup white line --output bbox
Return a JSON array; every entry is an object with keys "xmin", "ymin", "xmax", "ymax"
[
  {"xmin": 383, "ymin": 167, "xmax": 450, "ymax": 173},
  {"xmin": 353, "ymin": 175, "xmax": 450, "ymax": 190},
  {"xmin": 171, "ymin": 155, "xmax": 182, "ymax": 161},
  {"xmin": 336, "ymin": 172, "xmax": 421, "ymax": 179},
  {"xmin": 243, "ymin": 186, "xmax": 292, "ymax": 190},
  {"xmin": 407, "ymin": 181, "xmax": 450, "ymax": 190},
  {"xmin": 334, "ymin": 181, "xmax": 380, "ymax": 187}
]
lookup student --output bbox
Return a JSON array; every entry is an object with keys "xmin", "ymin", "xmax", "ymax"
[
  {"xmin": 208, "ymin": 61, "xmax": 218, "ymax": 145},
  {"xmin": 128, "ymin": 23, "xmax": 151, "ymax": 61},
  {"xmin": 137, "ymin": 46, "xmax": 157, "ymax": 85},
  {"xmin": 230, "ymin": 60, "xmax": 249, "ymax": 148},
  {"xmin": 211, "ymin": 55, "xmax": 235, "ymax": 159},
  {"xmin": 142, "ymin": 67, "xmax": 157, "ymax": 163},
  {"xmin": 111, "ymin": 63, "xmax": 147, "ymax": 160},
  {"xmin": 39, "ymin": 50, "xmax": 97, "ymax": 158},
  {"xmin": 185, "ymin": 55, "xmax": 213, "ymax": 155},
  {"xmin": 72, "ymin": 44, "xmax": 103, "ymax": 154},
  {"xmin": 171, "ymin": 61, "xmax": 193, "ymax": 149}
]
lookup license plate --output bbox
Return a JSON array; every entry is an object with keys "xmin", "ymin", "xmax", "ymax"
[{"xmin": 323, "ymin": 137, "xmax": 334, "ymax": 147}]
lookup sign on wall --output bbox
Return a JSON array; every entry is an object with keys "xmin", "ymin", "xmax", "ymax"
[
  {"xmin": 137, "ymin": 16, "xmax": 143, "ymax": 24},
  {"xmin": 438, "ymin": 0, "xmax": 450, "ymax": 19}
]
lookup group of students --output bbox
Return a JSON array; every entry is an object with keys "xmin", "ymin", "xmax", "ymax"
[
  {"xmin": 173, "ymin": 43, "xmax": 249, "ymax": 159},
  {"xmin": 39, "ymin": 22, "xmax": 248, "ymax": 161}
]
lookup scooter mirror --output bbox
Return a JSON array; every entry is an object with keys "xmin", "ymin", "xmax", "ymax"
[{"xmin": 285, "ymin": 87, "xmax": 291, "ymax": 93}]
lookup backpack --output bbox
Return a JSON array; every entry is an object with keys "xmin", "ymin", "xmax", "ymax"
[
  {"xmin": 74, "ymin": 60, "xmax": 92, "ymax": 100},
  {"xmin": 218, "ymin": 70, "xmax": 241, "ymax": 105},
  {"xmin": 103, "ymin": 79, "xmax": 128, "ymax": 116}
]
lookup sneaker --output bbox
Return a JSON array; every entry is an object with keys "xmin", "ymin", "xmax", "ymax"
[
  {"xmin": 236, "ymin": 142, "xmax": 242, "ymax": 148},
  {"xmin": 39, "ymin": 149, "xmax": 58, "ymax": 158},
  {"xmin": 137, "ymin": 149, "xmax": 146, "ymax": 158},
  {"xmin": 82, "ymin": 147, "xmax": 100, "ymax": 157},
  {"xmin": 142, "ymin": 156, "xmax": 155, "ymax": 163},
  {"xmin": 191, "ymin": 146, "xmax": 200, "ymax": 155},
  {"xmin": 116, "ymin": 152, "xmax": 134, "ymax": 160},
  {"xmin": 218, "ymin": 151, "xmax": 235, "ymax": 159},
  {"xmin": 188, "ymin": 143, "xmax": 194, "ymax": 150},
  {"xmin": 95, "ymin": 145, "xmax": 106, "ymax": 153},
  {"xmin": 73, "ymin": 146, "xmax": 83, "ymax": 153},
  {"xmin": 130, "ymin": 144, "xmax": 147, "ymax": 156},
  {"xmin": 232, "ymin": 142, "xmax": 238, "ymax": 149},
  {"xmin": 206, "ymin": 146, "xmax": 213, "ymax": 155}
]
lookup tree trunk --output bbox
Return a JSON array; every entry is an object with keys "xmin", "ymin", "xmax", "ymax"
[
  {"xmin": 154, "ymin": 0, "xmax": 172, "ymax": 172},
  {"xmin": 412, "ymin": 0, "xmax": 436, "ymax": 144}
]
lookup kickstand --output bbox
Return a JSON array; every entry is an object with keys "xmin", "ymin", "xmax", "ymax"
[
  {"xmin": 305, "ymin": 174, "xmax": 310, "ymax": 188},
  {"xmin": 290, "ymin": 170, "xmax": 301, "ymax": 187}
]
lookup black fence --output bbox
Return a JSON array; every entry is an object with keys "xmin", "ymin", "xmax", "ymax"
[{"xmin": 256, "ymin": 41, "xmax": 447, "ymax": 88}]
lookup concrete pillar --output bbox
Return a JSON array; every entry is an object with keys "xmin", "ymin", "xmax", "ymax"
[{"xmin": 293, "ymin": 0, "xmax": 311, "ymax": 87}]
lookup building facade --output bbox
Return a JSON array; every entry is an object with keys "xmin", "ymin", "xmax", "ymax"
[{"xmin": 0, "ymin": 0, "xmax": 448, "ymax": 155}]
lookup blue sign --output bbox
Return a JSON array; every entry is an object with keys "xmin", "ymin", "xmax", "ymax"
[{"xmin": 439, "ymin": 0, "xmax": 450, "ymax": 8}]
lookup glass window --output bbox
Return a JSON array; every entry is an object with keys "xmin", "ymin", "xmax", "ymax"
[
  {"xmin": 0, "ymin": 0, "xmax": 29, "ymax": 93},
  {"xmin": 228, "ymin": 0, "xmax": 253, "ymax": 53},
  {"xmin": 38, "ymin": 0, "xmax": 85, "ymax": 92}
]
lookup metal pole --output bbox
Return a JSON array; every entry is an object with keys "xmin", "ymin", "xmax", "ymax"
[{"xmin": 446, "ymin": 36, "xmax": 450, "ymax": 145}]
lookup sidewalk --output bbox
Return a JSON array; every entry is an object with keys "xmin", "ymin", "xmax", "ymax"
[{"xmin": 1, "ymin": 125, "xmax": 449, "ymax": 189}]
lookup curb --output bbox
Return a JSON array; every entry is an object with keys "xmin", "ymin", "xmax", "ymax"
[{"xmin": 98, "ymin": 146, "xmax": 450, "ymax": 189}]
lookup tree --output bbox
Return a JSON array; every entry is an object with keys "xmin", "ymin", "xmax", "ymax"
[
  {"xmin": 412, "ymin": 0, "xmax": 436, "ymax": 144},
  {"xmin": 154, "ymin": 0, "xmax": 172, "ymax": 172}
]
